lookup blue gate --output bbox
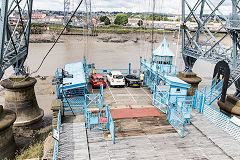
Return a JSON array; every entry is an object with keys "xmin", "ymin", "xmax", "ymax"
[
  {"xmin": 153, "ymin": 90, "xmax": 169, "ymax": 113},
  {"xmin": 85, "ymin": 104, "xmax": 115, "ymax": 144},
  {"xmin": 167, "ymin": 104, "xmax": 186, "ymax": 137},
  {"xmin": 61, "ymin": 87, "xmax": 86, "ymax": 115}
]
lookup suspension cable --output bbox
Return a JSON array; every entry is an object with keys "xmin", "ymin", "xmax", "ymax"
[
  {"xmin": 9, "ymin": 0, "xmax": 84, "ymax": 84},
  {"xmin": 31, "ymin": 0, "xmax": 84, "ymax": 75}
]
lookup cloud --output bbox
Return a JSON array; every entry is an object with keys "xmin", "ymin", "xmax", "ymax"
[{"xmin": 3, "ymin": 0, "xmax": 232, "ymax": 15}]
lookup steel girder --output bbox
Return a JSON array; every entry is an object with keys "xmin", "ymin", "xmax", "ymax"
[
  {"xmin": 85, "ymin": 0, "xmax": 92, "ymax": 26},
  {"xmin": 0, "ymin": 0, "xmax": 33, "ymax": 79},
  {"xmin": 182, "ymin": 0, "xmax": 240, "ymax": 97},
  {"xmin": 64, "ymin": 0, "xmax": 71, "ymax": 26}
]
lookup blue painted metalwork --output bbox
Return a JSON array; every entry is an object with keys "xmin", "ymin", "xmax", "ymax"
[
  {"xmin": 167, "ymin": 104, "xmax": 186, "ymax": 137},
  {"xmin": 205, "ymin": 78, "xmax": 224, "ymax": 105},
  {"xmin": 0, "ymin": 0, "xmax": 33, "ymax": 78},
  {"xmin": 53, "ymin": 58, "xmax": 92, "ymax": 115},
  {"xmin": 52, "ymin": 109, "xmax": 61, "ymax": 160},
  {"xmin": 153, "ymin": 85, "xmax": 169, "ymax": 113},
  {"xmin": 181, "ymin": 0, "xmax": 240, "ymax": 97},
  {"xmin": 106, "ymin": 104, "xmax": 115, "ymax": 144},
  {"xmin": 85, "ymin": 104, "xmax": 115, "ymax": 144},
  {"xmin": 175, "ymin": 96, "xmax": 194, "ymax": 124},
  {"xmin": 128, "ymin": 63, "xmax": 132, "ymax": 74},
  {"xmin": 96, "ymin": 68, "xmax": 139, "ymax": 77},
  {"xmin": 86, "ymin": 111, "xmax": 108, "ymax": 130}
]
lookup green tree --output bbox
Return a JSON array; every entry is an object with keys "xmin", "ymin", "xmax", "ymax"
[
  {"xmin": 114, "ymin": 13, "xmax": 128, "ymax": 25},
  {"xmin": 104, "ymin": 17, "xmax": 111, "ymax": 25},
  {"xmin": 100, "ymin": 16, "xmax": 107, "ymax": 22},
  {"xmin": 137, "ymin": 20, "xmax": 143, "ymax": 27}
]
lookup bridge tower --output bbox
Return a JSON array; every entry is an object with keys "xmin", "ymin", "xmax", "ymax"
[
  {"xmin": 0, "ymin": 0, "xmax": 43, "ymax": 128},
  {"xmin": 64, "ymin": 0, "xmax": 71, "ymax": 26},
  {"xmin": 181, "ymin": 0, "xmax": 240, "ymax": 117},
  {"xmin": 181, "ymin": 0, "xmax": 240, "ymax": 97}
]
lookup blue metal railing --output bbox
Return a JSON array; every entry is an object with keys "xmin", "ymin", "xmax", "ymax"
[
  {"xmin": 85, "ymin": 104, "xmax": 115, "ymax": 144},
  {"xmin": 95, "ymin": 68, "xmax": 139, "ymax": 77},
  {"xmin": 153, "ymin": 90, "xmax": 169, "ymax": 113},
  {"xmin": 175, "ymin": 96, "xmax": 194, "ymax": 124},
  {"xmin": 205, "ymin": 78, "xmax": 224, "ymax": 105},
  {"xmin": 106, "ymin": 104, "xmax": 115, "ymax": 144},
  {"xmin": 52, "ymin": 109, "xmax": 61, "ymax": 160},
  {"xmin": 167, "ymin": 104, "xmax": 186, "ymax": 137},
  {"xmin": 155, "ymin": 64, "xmax": 177, "ymax": 76},
  {"xmin": 62, "ymin": 88, "xmax": 86, "ymax": 114}
]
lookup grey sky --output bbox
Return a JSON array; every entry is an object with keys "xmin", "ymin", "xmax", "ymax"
[{"xmin": 30, "ymin": 0, "xmax": 232, "ymax": 15}]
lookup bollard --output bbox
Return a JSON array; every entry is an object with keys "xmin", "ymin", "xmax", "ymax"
[
  {"xmin": 0, "ymin": 105, "xmax": 17, "ymax": 159},
  {"xmin": 178, "ymin": 72, "xmax": 202, "ymax": 96},
  {"xmin": 1, "ymin": 75, "xmax": 44, "ymax": 126}
]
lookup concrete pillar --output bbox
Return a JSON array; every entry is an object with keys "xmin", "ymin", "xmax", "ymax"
[
  {"xmin": 1, "ymin": 75, "xmax": 44, "ymax": 126},
  {"xmin": 178, "ymin": 72, "xmax": 202, "ymax": 96},
  {"xmin": 51, "ymin": 99, "xmax": 62, "ymax": 129},
  {"xmin": 0, "ymin": 105, "xmax": 17, "ymax": 159},
  {"xmin": 218, "ymin": 95, "xmax": 240, "ymax": 118}
]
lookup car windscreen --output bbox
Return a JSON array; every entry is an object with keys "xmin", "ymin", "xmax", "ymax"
[
  {"xmin": 128, "ymin": 75, "xmax": 138, "ymax": 79},
  {"xmin": 94, "ymin": 78, "xmax": 104, "ymax": 81},
  {"xmin": 113, "ymin": 75, "xmax": 123, "ymax": 79}
]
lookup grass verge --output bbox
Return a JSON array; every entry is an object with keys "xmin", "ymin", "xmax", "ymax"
[{"xmin": 15, "ymin": 129, "xmax": 51, "ymax": 160}]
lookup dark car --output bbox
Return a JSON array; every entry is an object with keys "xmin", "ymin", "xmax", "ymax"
[{"xmin": 125, "ymin": 74, "xmax": 141, "ymax": 87}]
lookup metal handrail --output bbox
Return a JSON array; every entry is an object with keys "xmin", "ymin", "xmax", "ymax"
[{"xmin": 52, "ymin": 109, "xmax": 61, "ymax": 160}]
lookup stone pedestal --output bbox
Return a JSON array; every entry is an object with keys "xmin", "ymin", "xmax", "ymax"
[
  {"xmin": 0, "ymin": 105, "xmax": 17, "ymax": 159},
  {"xmin": 178, "ymin": 72, "xmax": 202, "ymax": 96},
  {"xmin": 51, "ymin": 99, "xmax": 62, "ymax": 129},
  {"xmin": 1, "ymin": 75, "xmax": 44, "ymax": 126},
  {"xmin": 218, "ymin": 95, "xmax": 240, "ymax": 118}
]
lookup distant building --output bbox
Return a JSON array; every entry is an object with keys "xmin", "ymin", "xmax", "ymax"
[
  {"xmin": 45, "ymin": 16, "xmax": 64, "ymax": 24},
  {"xmin": 128, "ymin": 18, "xmax": 142, "ymax": 27},
  {"xmin": 32, "ymin": 13, "xmax": 46, "ymax": 23},
  {"xmin": 32, "ymin": 13, "xmax": 46, "ymax": 19}
]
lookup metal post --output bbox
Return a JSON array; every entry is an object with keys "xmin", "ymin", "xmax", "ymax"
[
  {"xmin": 64, "ymin": 0, "xmax": 70, "ymax": 26},
  {"xmin": 139, "ymin": 56, "xmax": 142, "ymax": 77},
  {"xmin": 232, "ymin": 0, "xmax": 238, "ymax": 70},
  {"xmin": 181, "ymin": 0, "xmax": 185, "ymax": 67},
  {"xmin": 129, "ymin": 63, "xmax": 132, "ymax": 75},
  {"xmin": 151, "ymin": 0, "xmax": 155, "ymax": 62},
  {"xmin": 0, "ymin": 0, "xmax": 8, "ymax": 78}
]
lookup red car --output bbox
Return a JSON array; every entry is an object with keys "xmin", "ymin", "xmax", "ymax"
[{"xmin": 90, "ymin": 74, "xmax": 106, "ymax": 89}]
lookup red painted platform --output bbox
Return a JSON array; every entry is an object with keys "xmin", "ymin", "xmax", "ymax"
[{"xmin": 111, "ymin": 107, "xmax": 164, "ymax": 119}]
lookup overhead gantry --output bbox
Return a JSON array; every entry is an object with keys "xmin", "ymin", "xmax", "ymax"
[
  {"xmin": 181, "ymin": 0, "xmax": 240, "ymax": 98},
  {"xmin": 0, "ymin": 0, "xmax": 43, "ymax": 128},
  {"xmin": 0, "ymin": 0, "xmax": 33, "ymax": 78}
]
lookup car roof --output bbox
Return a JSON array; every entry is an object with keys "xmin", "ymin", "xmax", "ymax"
[
  {"xmin": 92, "ymin": 74, "xmax": 104, "ymax": 79},
  {"xmin": 111, "ymin": 71, "xmax": 122, "ymax": 75}
]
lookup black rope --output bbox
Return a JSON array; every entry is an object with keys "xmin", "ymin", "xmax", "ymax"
[{"xmin": 31, "ymin": 0, "xmax": 84, "ymax": 74}]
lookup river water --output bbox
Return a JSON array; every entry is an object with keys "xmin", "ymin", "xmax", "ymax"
[{"xmin": 3, "ymin": 33, "xmax": 235, "ymax": 94}]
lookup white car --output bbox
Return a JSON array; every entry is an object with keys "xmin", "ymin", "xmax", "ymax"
[{"xmin": 107, "ymin": 71, "xmax": 125, "ymax": 87}]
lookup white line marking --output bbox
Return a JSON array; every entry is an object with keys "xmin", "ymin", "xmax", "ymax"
[
  {"xmin": 106, "ymin": 82, "xmax": 117, "ymax": 104},
  {"xmin": 141, "ymin": 87, "xmax": 153, "ymax": 100},
  {"xmin": 91, "ymin": 84, "xmax": 94, "ymax": 94},
  {"xmin": 125, "ymin": 87, "xmax": 137, "ymax": 103}
]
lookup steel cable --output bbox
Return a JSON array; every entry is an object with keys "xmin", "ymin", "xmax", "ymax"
[{"xmin": 9, "ymin": 0, "xmax": 84, "ymax": 83}]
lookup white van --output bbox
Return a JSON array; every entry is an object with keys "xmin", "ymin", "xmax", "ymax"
[{"xmin": 106, "ymin": 71, "xmax": 125, "ymax": 87}]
